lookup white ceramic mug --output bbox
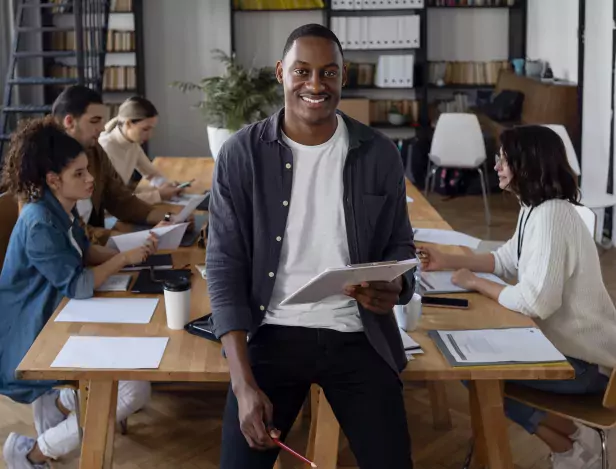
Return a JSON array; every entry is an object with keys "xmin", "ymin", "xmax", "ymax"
[
  {"xmin": 163, "ymin": 277, "xmax": 191, "ymax": 330},
  {"xmin": 394, "ymin": 293, "xmax": 423, "ymax": 332}
]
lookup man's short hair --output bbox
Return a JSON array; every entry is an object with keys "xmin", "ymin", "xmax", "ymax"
[
  {"xmin": 282, "ymin": 23, "xmax": 344, "ymax": 59},
  {"xmin": 52, "ymin": 85, "xmax": 103, "ymax": 119}
]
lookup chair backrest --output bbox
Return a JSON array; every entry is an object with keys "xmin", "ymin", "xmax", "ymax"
[
  {"xmin": 0, "ymin": 192, "xmax": 19, "ymax": 271},
  {"xmin": 573, "ymin": 205, "xmax": 596, "ymax": 237},
  {"xmin": 603, "ymin": 368, "xmax": 616, "ymax": 409},
  {"xmin": 543, "ymin": 124, "xmax": 581, "ymax": 176},
  {"xmin": 430, "ymin": 113, "xmax": 487, "ymax": 168}
]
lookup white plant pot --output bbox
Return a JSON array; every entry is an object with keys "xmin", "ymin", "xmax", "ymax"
[{"xmin": 207, "ymin": 126, "xmax": 235, "ymax": 161}]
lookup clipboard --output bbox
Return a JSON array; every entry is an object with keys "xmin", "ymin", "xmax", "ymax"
[{"xmin": 279, "ymin": 258, "xmax": 419, "ymax": 306}]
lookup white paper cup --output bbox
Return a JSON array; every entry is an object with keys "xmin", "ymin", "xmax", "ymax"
[
  {"xmin": 394, "ymin": 293, "xmax": 423, "ymax": 332},
  {"xmin": 163, "ymin": 277, "xmax": 191, "ymax": 330}
]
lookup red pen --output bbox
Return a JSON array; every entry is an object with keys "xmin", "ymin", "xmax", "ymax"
[{"xmin": 271, "ymin": 436, "xmax": 317, "ymax": 468}]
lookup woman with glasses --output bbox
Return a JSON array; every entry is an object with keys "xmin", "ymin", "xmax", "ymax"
[{"xmin": 419, "ymin": 125, "xmax": 615, "ymax": 469}]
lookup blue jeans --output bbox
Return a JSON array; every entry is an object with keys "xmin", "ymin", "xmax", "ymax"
[{"xmin": 505, "ymin": 357, "xmax": 609, "ymax": 434}]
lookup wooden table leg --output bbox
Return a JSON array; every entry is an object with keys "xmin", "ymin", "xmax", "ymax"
[
  {"xmin": 469, "ymin": 380, "xmax": 513, "ymax": 469},
  {"xmin": 306, "ymin": 385, "xmax": 340, "ymax": 469},
  {"xmin": 427, "ymin": 381, "xmax": 452, "ymax": 430},
  {"xmin": 78, "ymin": 380, "xmax": 118, "ymax": 469}
]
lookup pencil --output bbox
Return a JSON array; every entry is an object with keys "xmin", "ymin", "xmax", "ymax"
[{"xmin": 272, "ymin": 437, "xmax": 317, "ymax": 468}]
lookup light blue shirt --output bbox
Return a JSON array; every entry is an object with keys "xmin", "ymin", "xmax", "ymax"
[{"xmin": 0, "ymin": 188, "xmax": 94, "ymax": 404}]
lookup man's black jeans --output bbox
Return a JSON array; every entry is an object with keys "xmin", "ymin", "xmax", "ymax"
[{"xmin": 220, "ymin": 325, "xmax": 413, "ymax": 469}]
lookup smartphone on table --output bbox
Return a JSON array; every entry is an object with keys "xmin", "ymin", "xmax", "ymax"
[{"xmin": 421, "ymin": 296, "xmax": 469, "ymax": 309}]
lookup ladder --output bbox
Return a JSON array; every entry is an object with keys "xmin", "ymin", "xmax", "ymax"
[{"xmin": 0, "ymin": 0, "xmax": 111, "ymax": 157}]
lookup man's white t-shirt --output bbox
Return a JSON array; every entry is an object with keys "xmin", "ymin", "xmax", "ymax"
[{"xmin": 264, "ymin": 115, "xmax": 363, "ymax": 332}]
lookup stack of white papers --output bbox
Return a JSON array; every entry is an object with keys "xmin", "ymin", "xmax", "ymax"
[
  {"xmin": 419, "ymin": 271, "xmax": 507, "ymax": 294},
  {"xmin": 55, "ymin": 298, "xmax": 159, "ymax": 324},
  {"xmin": 413, "ymin": 229, "xmax": 481, "ymax": 249},
  {"xmin": 431, "ymin": 328, "xmax": 566, "ymax": 366},
  {"xmin": 400, "ymin": 328, "xmax": 423, "ymax": 360},
  {"xmin": 107, "ymin": 223, "xmax": 189, "ymax": 252},
  {"xmin": 95, "ymin": 274, "xmax": 132, "ymax": 292},
  {"xmin": 51, "ymin": 337, "xmax": 169, "ymax": 369}
]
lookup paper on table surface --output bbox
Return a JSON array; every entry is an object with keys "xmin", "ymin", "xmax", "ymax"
[
  {"xmin": 106, "ymin": 223, "xmax": 189, "ymax": 252},
  {"xmin": 174, "ymin": 194, "xmax": 207, "ymax": 222},
  {"xmin": 167, "ymin": 194, "xmax": 205, "ymax": 206},
  {"xmin": 406, "ymin": 196, "xmax": 414, "ymax": 203},
  {"xmin": 95, "ymin": 274, "xmax": 132, "ymax": 292},
  {"xmin": 399, "ymin": 328, "xmax": 421, "ymax": 350},
  {"xmin": 55, "ymin": 298, "xmax": 159, "ymax": 324},
  {"xmin": 414, "ymin": 228, "xmax": 481, "ymax": 249},
  {"xmin": 437, "ymin": 328, "xmax": 566, "ymax": 364},
  {"xmin": 51, "ymin": 336, "xmax": 169, "ymax": 369},
  {"xmin": 420, "ymin": 271, "xmax": 507, "ymax": 294},
  {"xmin": 280, "ymin": 259, "xmax": 419, "ymax": 306}
]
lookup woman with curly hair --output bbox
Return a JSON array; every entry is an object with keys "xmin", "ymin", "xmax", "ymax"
[
  {"xmin": 0, "ymin": 117, "xmax": 157, "ymax": 468},
  {"xmin": 419, "ymin": 125, "xmax": 616, "ymax": 469}
]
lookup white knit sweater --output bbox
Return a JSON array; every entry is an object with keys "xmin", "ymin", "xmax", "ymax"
[{"xmin": 493, "ymin": 199, "xmax": 616, "ymax": 372}]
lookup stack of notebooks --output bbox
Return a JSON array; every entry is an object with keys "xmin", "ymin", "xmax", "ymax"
[
  {"xmin": 429, "ymin": 328, "xmax": 567, "ymax": 367},
  {"xmin": 429, "ymin": 61, "xmax": 510, "ymax": 86},
  {"xmin": 331, "ymin": 0, "xmax": 424, "ymax": 8},
  {"xmin": 375, "ymin": 55, "xmax": 414, "ymax": 88},
  {"xmin": 330, "ymin": 16, "xmax": 420, "ymax": 50}
]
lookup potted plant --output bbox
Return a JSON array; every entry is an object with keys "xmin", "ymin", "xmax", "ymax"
[
  {"xmin": 171, "ymin": 50, "xmax": 282, "ymax": 159},
  {"xmin": 387, "ymin": 104, "xmax": 407, "ymax": 126}
]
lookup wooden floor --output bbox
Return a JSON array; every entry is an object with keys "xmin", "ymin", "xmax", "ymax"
[{"xmin": 1, "ymin": 193, "xmax": 614, "ymax": 468}]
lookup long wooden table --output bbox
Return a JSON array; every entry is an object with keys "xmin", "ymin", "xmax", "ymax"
[{"xmin": 17, "ymin": 156, "xmax": 573, "ymax": 469}]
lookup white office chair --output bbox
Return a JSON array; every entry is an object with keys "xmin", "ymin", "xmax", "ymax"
[
  {"xmin": 574, "ymin": 205, "xmax": 597, "ymax": 237},
  {"xmin": 425, "ymin": 113, "xmax": 491, "ymax": 226},
  {"xmin": 544, "ymin": 124, "xmax": 616, "ymax": 242}
]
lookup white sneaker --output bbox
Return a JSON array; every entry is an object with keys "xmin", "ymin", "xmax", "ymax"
[
  {"xmin": 574, "ymin": 424, "xmax": 602, "ymax": 456},
  {"xmin": 2, "ymin": 433, "xmax": 48, "ymax": 469},
  {"xmin": 551, "ymin": 440, "xmax": 601, "ymax": 469},
  {"xmin": 32, "ymin": 389, "xmax": 66, "ymax": 436}
]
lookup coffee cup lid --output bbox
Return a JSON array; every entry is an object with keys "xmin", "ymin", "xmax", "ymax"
[{"xmin": 163, "ymin": 276, "xmax": 191, "ymax": 292}]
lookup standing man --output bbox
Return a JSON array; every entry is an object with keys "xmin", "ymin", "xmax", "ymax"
[
  {"xmin": 207, "ymin": 24, "xmax": 416, "ymax": 469},
  {"xmin": 52, "ymin": 85, "xmax": 172, "ymax": 244}
]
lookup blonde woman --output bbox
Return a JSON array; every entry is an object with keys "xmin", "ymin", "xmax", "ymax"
[{"xmin": 99, "ymin": 96, "xmax": 182, "ymax": 204}]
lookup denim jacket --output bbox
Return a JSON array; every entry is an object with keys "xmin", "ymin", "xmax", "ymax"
[
  {"xmin": 0, "ymin": 189, "xmax": 94, "ymax": 404},
  {"xmin": 206, "ymin": 109, "xmax": 416, "ymax": 374}
]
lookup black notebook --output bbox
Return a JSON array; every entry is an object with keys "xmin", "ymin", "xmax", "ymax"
[
  {"xmin": 185, "ymin": 314, "xmax": 219, "ymax": 343},
  {"xmin": 122, "ymin": 254, "xmax": 173, "ymax": 272},
  {"xmin": 130, "ymin": 268, "xmax": 192, "ymax": 294}
]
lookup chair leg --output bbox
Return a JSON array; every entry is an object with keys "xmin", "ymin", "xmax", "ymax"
[
  {"xmin": 424, "ymin": 161, "xmax": 432, "ymax": 196},
  {"xmin": 430, "ymin": 166, "xmax": 438, "ymax": 194},
  {"xmin": 483, "ymin": 160, "xmax": 490, "ymax": 193},
  {"xmin": 72, "ymin": 389, "xmax": 83, "ymax": 443},
  {"xmin": 597, "ymin": 428, "xmax": 608, "ymax": 469},
  {"xmin": 477, "ymin": 167, "xmax": 491, "ymax": 226}
]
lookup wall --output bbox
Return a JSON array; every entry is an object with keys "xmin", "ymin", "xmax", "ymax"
[
  {"xmin": 526, "ymin": 0, "xmax": 578, "ymax": 82},
  {"xmin": 143, "ymin": 0, "xmax": 230, "ymax": 157}
]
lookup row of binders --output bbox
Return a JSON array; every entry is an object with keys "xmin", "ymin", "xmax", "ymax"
[
  {"xmin": 331, "ymin": 16, "xmax": 420, "ymax": 50},
  {"xmin": 375, "ymin": 55, "xmax": 414, "ymax": 88},
  {"xmin": 332, "ymin": 0, "xmax": 423, "ymax": 8}
]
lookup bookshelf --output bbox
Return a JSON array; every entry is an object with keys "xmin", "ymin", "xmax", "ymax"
[
  {"xmin": 230, "ymin": 0, "xmax": 527, "ymax": 137},
  {"xmin": 47, "ymin": 0, "xmax": 146, "ymax": 117}
]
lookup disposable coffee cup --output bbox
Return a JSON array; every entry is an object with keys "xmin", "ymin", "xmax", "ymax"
[
  {"xmin": 163, "ymin": 277, "xmax": 191, "ymax": 330},
  {"xmin": 394, "ymin": 293, "xmax": 423, "ymax": 332}
]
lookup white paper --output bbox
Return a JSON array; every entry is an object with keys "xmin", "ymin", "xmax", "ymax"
[
  {"xmin": 420, "ymin": 271, "xmax": 507, "ymax": 294},
  {"xmin": 399, "ymin": 328, "xmax": 421, "ymax": 350},
  {"xmin": 437, "ymin": 328, "xmax": 566, "ymax": 364},
  {"xmin": 104, "ymin": 216, "xmax": 118, "ymax": 230},
  {"xmin": 406, "ymin": 196, "xmax": 414, "ymax": 203},
  {"xmin": 166, "ymin": 193, "xmax": 205, "ymax": 206},
  {"xmin": 55, "ymin": 298, "xmax": 159, "ymax": 324},
  {"xmin": 51, "ymin": 336, "xmax": 169, "ymax": 369},
  {"xmin": 106, "ymin": 223, "xmax": 189, "ymax": 252},
  {"xmin": 174, "ymin": 194, "xmax": 207, "ymax": 222},
  {"xmin": 95, "ymin": 274, "xmax": 132, "ymax": 292},
  {"xmin": 280, "ymin": 259, "xmax": 419, "ymax": 306},
  {"xmin": 413, "ymin": 229, "xmax": 481, "ymax": 249}
]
